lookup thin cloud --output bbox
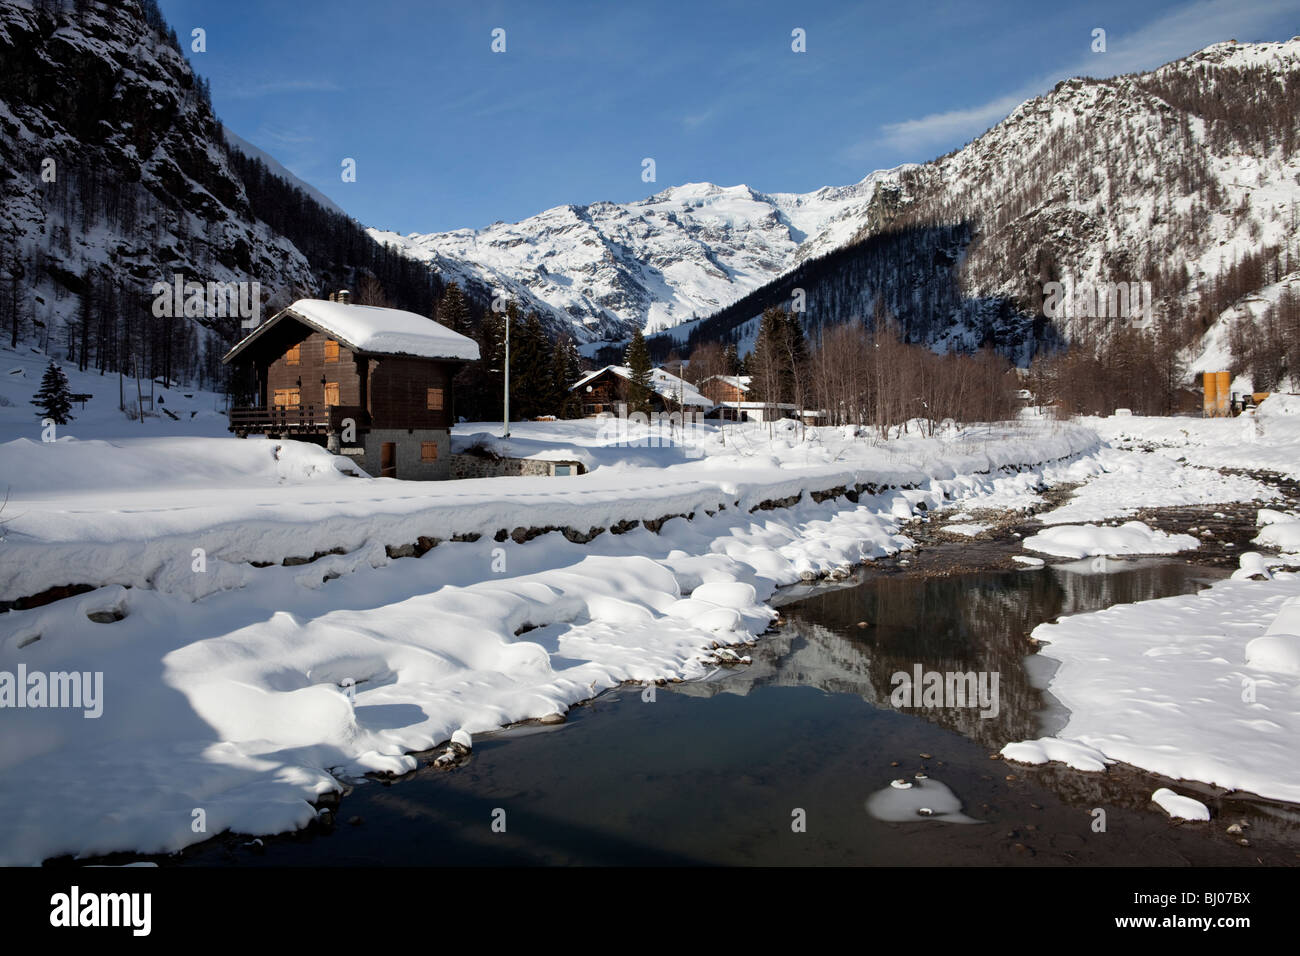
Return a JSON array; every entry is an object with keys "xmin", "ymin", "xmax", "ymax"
[
  {"xmin": 682, "ymin": 107, "xmax": 716, "ymax": 129},
  {"xmin": 874, "ymin": 0, "xmax": 1297, "ymax": 155}
]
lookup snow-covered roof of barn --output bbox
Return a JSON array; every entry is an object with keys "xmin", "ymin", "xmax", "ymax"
[
  {"xmin": 569, "ymin": 365, "xmax": 712, "ymax": 408},
  {"xmin": 223, "ymin": 299, "xmax": 480, "ymax": 363}
]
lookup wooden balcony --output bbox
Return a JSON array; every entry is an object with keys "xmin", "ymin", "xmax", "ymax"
[{"xmin": 229, "ymin": 404, "xmax": 368, "ymax": 437}]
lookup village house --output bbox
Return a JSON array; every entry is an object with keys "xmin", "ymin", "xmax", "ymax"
[
  {"xmin": 697, "ymin": 374, "xmax": 801, "ymax": 422},
  {"xmin": 698, "ymin": 374, "xmax": 751, "ymax": 405},
  {"xmin": 222, "ymin": 291, "xmax": 479, "ymax": 480},
  {"xmin": 571, "ymin": 365, "xmax": 713, "ymax": 417}
]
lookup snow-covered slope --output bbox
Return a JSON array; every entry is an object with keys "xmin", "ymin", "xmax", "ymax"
[
  {"xmin": 370, "ymin": 169, "xmax": 911, "ymax": 343},
  {"xmin": 0, "ymin": 0, "xmax": 318, "ymax": 340},
  {"xmin": 374, "ymin": 38, "xmax": 1300, "ymax": 364}
]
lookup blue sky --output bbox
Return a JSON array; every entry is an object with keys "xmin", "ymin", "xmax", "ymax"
[{"xmin": 159, "ymin": 0, "xmax": 1300, "ymax": 235}]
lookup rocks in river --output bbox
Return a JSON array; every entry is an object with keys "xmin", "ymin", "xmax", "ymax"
[
  {"xmin": 537, "ymin": 712, "xmax": 566, "ymax": 725},
  {"xmin": 890, "ymin": 779, "xmax": 913, "ymax": 790},
  {"xmin": 856, "ymin": 620, "xmax": 870, "ymax": 628},
  {"xmin": 450, "ymin": 729, "xmax": 473, "ymax": 755}
]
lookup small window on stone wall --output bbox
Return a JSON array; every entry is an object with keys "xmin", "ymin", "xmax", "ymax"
[{"xmin": 421, "ymin": 441, "xmax": 438, "ymax": 462}]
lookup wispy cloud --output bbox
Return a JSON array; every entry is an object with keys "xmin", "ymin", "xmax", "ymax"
[
  {"xmin": 873, "ymin": 0, "xmax": 1297, "ymax": 155},
  {"xmin": 682, "ymin": 107, "xmax": 716, "ymax": 129}
]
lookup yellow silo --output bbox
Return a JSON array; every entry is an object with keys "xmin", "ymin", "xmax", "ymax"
[
  {"xmin": 1203, "ymin": 372, "xmax": 1218, "ymax": 417},
  {"xmin": 1215, "ymin": 370, "xmax": 1231, "ymax": 416}
]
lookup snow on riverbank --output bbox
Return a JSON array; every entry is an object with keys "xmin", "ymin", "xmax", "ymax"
[
  {"xmin": 1034, "ymin": 444, "xmax": 1275, "ymax": 525},
  {"xmin": 1005, "ymin": 565, "xmax": 1300, "ymax": 804},
  {"xmin": 1079, "ymin": 393, "xmax": 1300, "ymax": 480},
  {"xmin": 0, "ymin": 419, "xmax": 1101, "ymax": 864},
  {"xmin": 0, "ymin": 420, "xmax": 1098, "ymax": 603},
  {"xmin": 1022, "ymin": 521, "xmax": 1200, "ymax": 559}
]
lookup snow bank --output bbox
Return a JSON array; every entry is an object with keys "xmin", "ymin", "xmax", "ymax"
[
  {"xmin": 0, "ymin": 420, "xmax": 1101, "ymax": 603},
  {"xmin": 1244, "ymin": 596, "xmax": 1300, "ymax": 675},
  {"xmin": 1001, "ymin": 737, "xmax": 1111, "ymax": 772},
  {"xmin": 1151, "ymin": 788, "xmax": 1211, "ymax": 821},
  {"xmin": 1021, "ymin": 521, "xmax": 1199, "ymax": 559},
  {"xmin": 1036, "ymin": 444, "xmax": 1274, "ymax": 524},
  {"xmin": 1255, "ymin": 517, "xmax": 1300, "ymax": 552},
  {"xmin": 1007, "ymin": 573, "xmax": 1300, "ymax": 803},
  {"xmin": 1080, "ymin": 395, "xmax": 1300, "ymax": 480}
]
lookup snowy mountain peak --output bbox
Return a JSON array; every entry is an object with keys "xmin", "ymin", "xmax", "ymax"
[{"xmin": 369, "ymin": 170, "xmax": 903, "ymax": 342}]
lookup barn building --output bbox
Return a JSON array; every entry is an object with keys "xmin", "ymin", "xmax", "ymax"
[
  {"xmin": 570, "ymin": 365, "xmax": 712, "ymax": 417},
  {"xmin": 222, "ymin": 291, "xmax": 479, "ymax": 480}
]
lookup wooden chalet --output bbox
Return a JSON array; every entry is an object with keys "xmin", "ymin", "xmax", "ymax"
[
  {"xmin": 698, "ymin": 374, "xmax": 751, "ymax": 405},
  {"xmin": 222, "ymin": 291, "xmax": 479, "ymax": 480},
  {"xmin": 570, "ymin": 365, "xmax": 713, "ymax": 417}
]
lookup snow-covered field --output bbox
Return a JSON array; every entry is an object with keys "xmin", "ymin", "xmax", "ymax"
[
  {"xmin": 3, "ymin": 356, "xmax": 1299, "ymax": 863},
  {"xmin": 0, "ymin": 393, "xmax": 1112, "ymax": 864}
]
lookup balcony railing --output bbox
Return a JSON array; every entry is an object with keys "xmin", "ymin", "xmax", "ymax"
[{"xmin": 228, "ymin": 404, "xmax": 367, "ymax": 435}]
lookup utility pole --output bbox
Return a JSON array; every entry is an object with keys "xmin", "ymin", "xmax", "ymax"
[{"xmin": 502, "ymin": 308, "xmax": 511, "ymax": 438}]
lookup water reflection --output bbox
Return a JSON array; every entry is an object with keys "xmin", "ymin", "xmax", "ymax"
[{"xmin": 727, "ymin": 559, "xmax": 1226, "ymax": 750}]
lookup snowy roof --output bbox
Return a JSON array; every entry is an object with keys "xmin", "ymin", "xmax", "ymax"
[
  {"xmin": 570, "ymin": 365, "xmax": 713, "ymax": 408},
  {"xmin": 702, "ymin": 374, "xmax": 751, "ymax": 391},
  {"xmin": 223, "ymin": 299, "xmax": 480, "ymax": 363}
]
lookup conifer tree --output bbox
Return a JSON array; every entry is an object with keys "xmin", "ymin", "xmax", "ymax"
[
  {"xmin": 437, "ymin": 282, "xmax": 473, "ymax": 336},
  {"xmin": 31, "ymin": 360, "xmax": 74, "ymax": 425},
  {"xmin": 625, "ymin": 328, "xmax": 654, "ymax": 414},
  {"xmin": 552, "ymin": 334, "xmax": 583, "ymax": 418}
]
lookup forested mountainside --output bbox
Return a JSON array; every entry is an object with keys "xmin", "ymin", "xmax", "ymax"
[
  {"xmin": 0, "ymin": 0, "xmax": 451, "ymax": 390},
  {"xmin": 661, "ymin": 39, "xmax": 1300, "ymax": 375}
]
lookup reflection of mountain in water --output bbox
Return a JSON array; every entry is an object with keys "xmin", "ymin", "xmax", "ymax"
[{"xmin": 678, "ymin": 561, "xmax": 1222, "ymax": 753}]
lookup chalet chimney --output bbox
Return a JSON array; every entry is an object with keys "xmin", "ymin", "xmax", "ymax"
[
  {"xmin": 338, "ymin": 289, "xmax": 351, "ymax": 305},
  {"xmin": 328, "ymin": 292, "xmax": 336, "ymax": 302}
]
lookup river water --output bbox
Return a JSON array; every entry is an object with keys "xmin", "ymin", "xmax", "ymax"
[{"xmin": 171, "ymin": 551, "xmax": 1300, "ymax": 867}]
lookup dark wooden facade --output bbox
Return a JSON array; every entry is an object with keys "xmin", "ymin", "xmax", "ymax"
[
  {"xmin": 700, "ymin": 376, "xmax": 748, "ymax": 405},
  {"xmin": 223, "ymin": 301, "xmax": 472, "ymax": 480},
  {"xmin": 231, "ymin": 322, "xmax": 458, "ymax": 433}
]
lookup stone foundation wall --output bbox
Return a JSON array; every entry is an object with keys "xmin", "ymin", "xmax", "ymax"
[
  {"xmin": 340, "ymin": 429, "xmax": 450, "ymax": 480},
  {"xmin": 447, "ymin": 454, "xmax": 583, "ymax": 480}
]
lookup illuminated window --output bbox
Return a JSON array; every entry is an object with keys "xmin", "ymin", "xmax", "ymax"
[
  {"xmin": 427, "ymin": 387, "xmax": 444, "ymax": 410},
  {"xmin": 421, "ymin": 441, "xmax": 438, "ymax": 462},
  {"xmin": 324, "ymin": 382, "xmax": 340, "ymax": 406},
  {"xmin": 272, "ymin": 388, "xmax": 300, "ymax": 407},
  {"xmin": 285, "ymin": 344, "xmax": 300, "ymax": 366},
  {"xmin": 324, "ymin": 339, "xmax": 339, "ymax": 363}
]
